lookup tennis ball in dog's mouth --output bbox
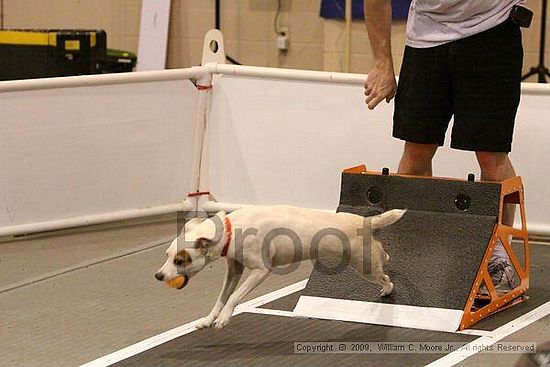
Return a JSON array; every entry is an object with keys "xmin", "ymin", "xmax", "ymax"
[{"xmin": 166, "ymin": 275, "xmax": 188, "ymax": 289}]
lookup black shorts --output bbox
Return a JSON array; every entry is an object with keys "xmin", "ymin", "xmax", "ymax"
[{"xmin": 393, "ymin": 20, "xmax": 523, "ymax": 152}]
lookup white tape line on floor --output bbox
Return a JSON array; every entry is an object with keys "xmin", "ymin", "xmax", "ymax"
[{"xmin": 426, "ymin": 300, "xmax": 550, "ymax": 367}]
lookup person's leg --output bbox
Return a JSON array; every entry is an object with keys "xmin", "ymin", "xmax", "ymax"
[
  {"xmin": 397, "ymin": 142, "xmax": 439, "ymax": 176},
  {"xmin": 475, "ymin": 151, "xmax": 516, "ymax": 226},
  {"xmin": 476, "ymin": 151, "xmax": 519, "ymax": 293}
]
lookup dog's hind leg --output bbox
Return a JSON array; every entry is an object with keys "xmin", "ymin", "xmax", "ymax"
[
  {"xmin": 382, "ymin": 250, "xmax": 390, "ymax": 266},
  {"xmin": 196, "ymin": 261, "xmax": 243, "ymax": 329},
  {"xmin": 350, "ymin": 249, "xmax": 393, "ymax": 297},
  {"xmin": 372, "ymin": 241, "xmax": 393, "ymax": 296},
  {"xmin": 214, "ymin": 267, "xmax": 270, "ymax": 329}
]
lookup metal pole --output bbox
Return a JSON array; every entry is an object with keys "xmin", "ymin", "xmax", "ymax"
[
  {"xmin": 522, "ymin": 0, "xmax": 549, "ymax": 82},
  {"xmin": 215, "ymin": 0, "xmax": 220, "ymax": 29},
  {"xmin": 538, "ymin": 0, "xmax": 547, "ymax": 82},
  {"xmin": 214, "ymin": 0, "xmax": 240, "ymax": 65},
  {"xmin": 344, "ymin": 0, "xmax": 352, "ymax": 72}
]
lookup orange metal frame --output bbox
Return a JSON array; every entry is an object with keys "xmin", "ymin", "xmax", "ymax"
[
  {"xmin": 460, "ymin": 176, "xmax": 529, "ymax": 330},
  {"xmin": 343, "ymin": 165, "xmax": 530, "ymax": 330}
]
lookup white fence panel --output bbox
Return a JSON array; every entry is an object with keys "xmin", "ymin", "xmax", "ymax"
[
  {"xmin": 0, "ymin": 76, "xmax": 198, "ymax": 234},
  {"xmin": 208, "ymin": 74, "xmax": 550, "ymax": 233}
]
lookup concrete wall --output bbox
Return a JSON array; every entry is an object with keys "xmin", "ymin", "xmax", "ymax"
[{"xmin": 2, "ymin": 0, "xmax": 548, "ymax": 80}]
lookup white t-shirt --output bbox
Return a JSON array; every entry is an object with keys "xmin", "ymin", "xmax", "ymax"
[{"xmin": 406, "ymin": 0, "xmax": 524, "ymax": 48}]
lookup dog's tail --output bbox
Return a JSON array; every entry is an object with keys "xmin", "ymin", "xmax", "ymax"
[{"xmin": 371, "ymin": 209, "xmax": 406, "ymax": 229}]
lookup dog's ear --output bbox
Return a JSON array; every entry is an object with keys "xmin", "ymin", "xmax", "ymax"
[
  {"xmin": 190, "ymin": 212, "xmax": 227, "ymax": 251},
  {"xmin": 194, "ymin": 237, "xmax": 214, "ymax": 255}
]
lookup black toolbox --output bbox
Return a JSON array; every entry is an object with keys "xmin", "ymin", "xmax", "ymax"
[{"xmin": 0, "ymin": 29, "xmax": 135, "ymax": 81}]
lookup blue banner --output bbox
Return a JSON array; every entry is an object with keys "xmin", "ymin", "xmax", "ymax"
[{"xmin": 320, "ymin": 0, "xmax": 411, "ymax": 20}]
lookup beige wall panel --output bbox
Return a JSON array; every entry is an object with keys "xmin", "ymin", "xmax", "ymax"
[
  {"xmin": 323, "ymin": 20, "xmax": 345, "ymax": 54},
  {"xmin": 166, "ymin": 37, "xmax": 203, "ymax": 68},
  {"xmin": 2, "ymin": 0, "xmax": 141, "ymax": 52},
  {"xmin": 516, "ymin": 0, "xmax": 550, "ymax": 82},
  {"xmin": 248, "ymin": 0, "xmax": 291, "ymax": 12},
  {"xmin": 123, "ymin": 36, "xmax": 139, "ymax": 55},
  {"xmin": 323, "ymin": 52, "xmax": 344, "ymax": 72},
  {"xmin": 522, "ymin": 52, "xmax": 542, "ymax": 82},
  {"xmin": 169, "ymin": 9, "xmax": 214, "ymax": 39},
  {"xmin": 237, "ymin": 10, "xmax": 279, "ymax": 41},
  {"xmin": 288, "ymin": 11, "xmax": 324, "ymax": 43},
  {"xmin": 229, "ymin": 40, "xmax": 272, "ymax": 66},
  {"xmin": 524, "ymin": 0, "xmax": 542, "ymax": 14},
  {"xmin": 123, "ymin": 2, "xmax": 141, "ymax": 38},
  {"xmin": 172, "ymin": 0, "xmax": 214, "ymax": 12},
  {"xmin": 166, "ymin": 0, "xmax": 324, "ymax": 71},
  {"xmin": 219, "ymin": 0, "xmax": 240, "ymax": 11},
  {"xmin": 323, "ymin": 18, "xmax": 406, "ymax": 74},
  {"xmin": 218, "ymin": 10, "xmax": 240, "ymax": 41},
  {"xmin": 2, "ymin": 0, "xmax": 546, "ymax": 80},
  {"xmin": 521, "ymin": 21, "xmax": 541, "ymax": 54},
  {"xmin": 291, "ymin": 0, "xmax": 322, "ymax": 13},
  {"xmin": 350, "ymin": 53, "xmax": 373, "ymax": 74},
  {"xmin": 324, "ymin": 21, "xmax": 373, "ymax": 57},
  {"xmin": 275, "ymin": 41, "xmax": 324, "ymax": 70}
]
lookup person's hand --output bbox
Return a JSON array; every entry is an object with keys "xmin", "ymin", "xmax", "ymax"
[{"xmin": 364, "ymin": 62, "xmax": 397, "ymax": 110}]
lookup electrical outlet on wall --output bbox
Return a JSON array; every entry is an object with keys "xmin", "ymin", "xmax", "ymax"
[{"xmin": 277, "ymin": 26, "xmax": 289, "ymax": 51}]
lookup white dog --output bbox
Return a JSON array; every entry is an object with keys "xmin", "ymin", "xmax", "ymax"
[{"xmin": 155, "ymin": 205, "xmax": 405, "ymax": 329}]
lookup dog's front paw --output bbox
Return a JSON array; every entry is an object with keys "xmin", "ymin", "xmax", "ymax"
[
  {"xmin": 195, "ymin": 316, "xmax": 215, "ymax": 329},
  {"xmin": 214, "ymin": 313, "xmax": 232, "ymax": 329}
]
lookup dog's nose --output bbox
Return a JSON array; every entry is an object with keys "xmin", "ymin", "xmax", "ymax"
[{"xmin": 155, "ymin": 272, "xmax": 164, "ymax": 281}]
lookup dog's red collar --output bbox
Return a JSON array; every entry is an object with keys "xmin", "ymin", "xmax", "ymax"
[{"xmin": 221, "ymin": 217, "xmax": 232, "ymax": 257}]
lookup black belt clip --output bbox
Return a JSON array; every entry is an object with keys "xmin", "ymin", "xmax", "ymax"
[{"xmin": 509, "ymin": 5, "xmax": 533, "ymax": 28}]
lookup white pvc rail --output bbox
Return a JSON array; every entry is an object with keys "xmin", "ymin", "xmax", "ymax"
[
  {"xmin": 2, "ymin": 61, "xmax": 547, "ymax": 94},
  {"xmin": 0, "ymin": 66, "xmax": 206, "ymax": 93},
  {"xmin": 0, "ymin": 201, "xmax": 193, "ymax": 238},
  {"xmin": 206, "ymin": 63, "xmax": 367, "ymax": 85},
  {"xmin": 205, "ymin": 63, "xmax": 550, "ymax": 96}
]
